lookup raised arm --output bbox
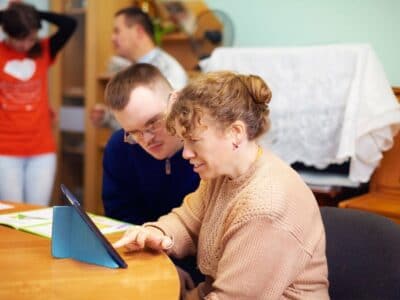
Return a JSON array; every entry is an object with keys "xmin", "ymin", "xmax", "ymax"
[{"xmin": 39, "ymin": 11, "xmax": 77, "ymax": 59}]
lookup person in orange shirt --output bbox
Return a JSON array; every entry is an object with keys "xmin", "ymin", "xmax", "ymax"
[{"xmin": 0, "ymin": 2, "xmax": 76, "ymax": 205}]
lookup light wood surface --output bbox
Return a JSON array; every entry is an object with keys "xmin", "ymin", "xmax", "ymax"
[
  {"xmin": 0, "ymin": 201, "xmax": 179, "ymax": 300},
  {"xmin": 339, "ymin": 87, "xmax": 400, "ymax": 223}
]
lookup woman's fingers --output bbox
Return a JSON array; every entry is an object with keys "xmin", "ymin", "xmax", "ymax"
[
  {"xmin": 113, "ymin": 234, "xmax": 136, "ymax": 249},
  {"xmin": 136, "ymin": 229, "xmax": 151, "ymax": 248},
  {"xmin": 126, "ymin": 242, "xmax": 144, "ymax": 252},
  {"xmin": 113, "ymin": 226, "xmax": 142, "ymax": 249},
  {"xmin": 161, "ymin": 236, "xmax": 174, "ymax": 249},
  {"xmin": 112, "ymin": 225, "xmax": 173, "ymax": 251},
  {"xmin": 144, "ymin": 234, "xmax": 173, "ymax": 250}
]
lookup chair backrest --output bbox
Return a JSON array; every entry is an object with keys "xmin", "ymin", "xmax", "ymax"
[
  {"xmin": 320, "ymin": 207, "xmax": 400, "ymax": 300},
  {"xmin": 370, "ymin": 88, "xmax": 400, "ymax": 195}
]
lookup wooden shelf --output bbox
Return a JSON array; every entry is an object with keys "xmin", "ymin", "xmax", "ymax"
[
  {"xmin": 162, "ymin": 31, "xmax": 190, "ymax": 42},
  {"xmin": 97, "ymin": 73, "xmax": 113, "ymax": 82},
  {"xmin": 63, "ymin": 86, "xmax": 85, "ymax": 98},
  {"xmin": 62, "ymin": 145, "xmax": 84, "ymax": 155},
  {"xmin": 65, "ymin": 7, "xmax": 86, "ymax": 15},
  {"xmin": 61, "ymin": 128, "xmax": 84, "ymax": 134}
]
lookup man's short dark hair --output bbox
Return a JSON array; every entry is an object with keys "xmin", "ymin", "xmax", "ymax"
[
  {"xmin": 115, "ymin": 7, "xmax": 154, "ymax": 40},
  {"xmin": 105, "ymin": 63, "xmax": 171, "ymax": 111}
]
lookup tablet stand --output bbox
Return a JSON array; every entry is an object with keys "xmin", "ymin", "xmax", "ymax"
[{"xmin": 51, "ymin": 206, "xmax": 120, "ymax": 268}]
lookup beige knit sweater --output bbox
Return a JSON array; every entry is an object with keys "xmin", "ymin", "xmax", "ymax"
[{"xmin": 153, "ymin": 149, "xmax": 329, "ymax": 299}]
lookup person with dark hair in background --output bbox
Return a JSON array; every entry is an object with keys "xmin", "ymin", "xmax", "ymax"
[
  {"xmin": 103, "ymin": 63, "xmax": 202, "ymax": 293},
  {"xmin": 113, "ymin": 71, "xmax": 329, "ymax": 299},
  {"xmin": 90, "ymin": 6, "xmax": 187, "ymax": 130},
  {"xmin": 0, "ymin": 2, "xmax": 77, "ymax": 205}
]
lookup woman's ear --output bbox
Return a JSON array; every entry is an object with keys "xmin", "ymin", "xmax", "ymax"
[{"xmin": 228, "ymin": 120, "xmax": 246, "ymax": 145}]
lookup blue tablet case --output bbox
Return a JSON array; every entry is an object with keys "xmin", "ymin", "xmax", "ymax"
[{"xmin": 51, "ymin": 206, "xmax": 120, "ymax": 269}]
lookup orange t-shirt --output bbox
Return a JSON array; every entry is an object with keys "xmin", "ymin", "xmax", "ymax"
[{"xmin": 0, "ymin": 38, "xmax": 56, "ymax": 156}]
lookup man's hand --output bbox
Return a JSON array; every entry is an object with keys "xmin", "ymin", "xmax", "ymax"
[
  {"xmin": 90, "ymin": 103, "xmax": 107, "ymax": 128},
  {"xmin": 166, "ymin": 91, "xmax": 179, "ymax": 115},
  {"xmin": 113, "ymin": 225, "xmax": 173, "ymax": 252}
]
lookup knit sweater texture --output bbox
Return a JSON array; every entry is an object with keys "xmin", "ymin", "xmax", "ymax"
[{"xmin": 151, "ymin": 149, "xmax": 329, "ymax": 299}]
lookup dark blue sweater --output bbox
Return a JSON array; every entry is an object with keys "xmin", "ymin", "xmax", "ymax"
[
  {"xmin": 102, "ymin": 129, "xmax": 203, "ymax": 283},
  {"xmin": 102, "ymin": 129, "xmax": 200, "ymax": 225}
]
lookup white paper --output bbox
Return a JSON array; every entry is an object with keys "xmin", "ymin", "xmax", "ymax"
[{"xmin": 0, "ymin": 203, "xmax": 14, "ymax": 210}]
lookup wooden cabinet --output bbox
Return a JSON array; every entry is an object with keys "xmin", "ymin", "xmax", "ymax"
[
  {"xmin": 50, "ymin": 0, "xmax": 133, "ymax": 212},
  {"xmin": 50, "ymin": 1, "xmax": 87, "ymax": 204},
  {"xmin": 84, "ymin": 1, "xmax": 135, "ymax": 214}
]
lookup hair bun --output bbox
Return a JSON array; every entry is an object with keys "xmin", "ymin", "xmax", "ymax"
[{"xmin": 240, "ymin": 74, "xmax": 272, "ymax": 105}]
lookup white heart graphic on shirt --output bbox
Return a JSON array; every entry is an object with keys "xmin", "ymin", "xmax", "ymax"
[{"xmin": 4, "ymin": 58, "xmax": 36, "ymax": 81}]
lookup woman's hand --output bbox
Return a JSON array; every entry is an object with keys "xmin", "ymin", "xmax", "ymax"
[{"xmin": 113, "ymin": 225, "xmax": 173, "ymax": 252}]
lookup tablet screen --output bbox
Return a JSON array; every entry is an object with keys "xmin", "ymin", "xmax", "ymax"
[{"xmin": 60, "ymin": 184, "xmax": 128, "ymax": 268}]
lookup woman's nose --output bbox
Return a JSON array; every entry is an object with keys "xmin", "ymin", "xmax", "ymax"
[{"xmin": 182, "ymin": 145, "xmax": 194, "ymax": 160}]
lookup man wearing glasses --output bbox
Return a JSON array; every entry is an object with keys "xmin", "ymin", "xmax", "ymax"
[{"xmin": 103, "ymin": 63, "xmax": 202, "ymax": 286}]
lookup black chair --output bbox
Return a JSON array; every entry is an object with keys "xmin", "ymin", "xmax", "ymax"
[{"xmin": 320, "ymin": 207, "xmax": 400, "ymax": 300}]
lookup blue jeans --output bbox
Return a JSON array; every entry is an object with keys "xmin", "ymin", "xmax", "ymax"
[{"xmin": 0, "ymin": 153, "xmax": 56, "ymax": 205}]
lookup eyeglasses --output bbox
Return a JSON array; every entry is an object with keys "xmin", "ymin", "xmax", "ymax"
[{"xmin": 123, "ymin": 115, "xmax": 165, "ymax": 145}]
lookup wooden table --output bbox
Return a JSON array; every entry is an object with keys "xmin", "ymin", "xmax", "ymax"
[{"xmin": 0, "ymin": 201, "xmax": 179, "ymax": 300}]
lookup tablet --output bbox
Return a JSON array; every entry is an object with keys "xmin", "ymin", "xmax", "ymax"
[{"xmin": 60, "ymin": 184, "xmax": 128, "ymax": 268}]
